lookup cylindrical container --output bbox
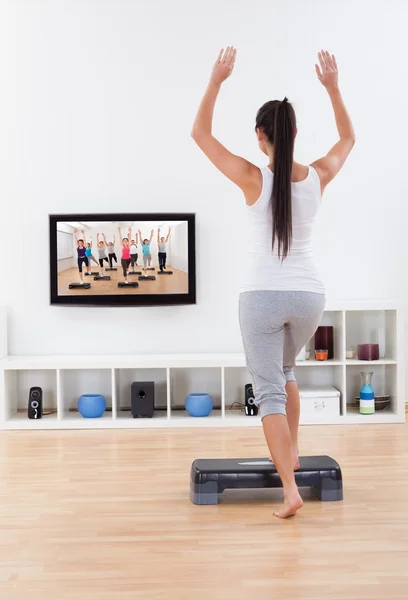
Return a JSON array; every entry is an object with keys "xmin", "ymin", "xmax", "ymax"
[
  {"xmin": 359, "ymin": 372, "xmax": 375, "ymax": 415},
  {"xmin": 314, "ymin": 326, "xmax": 334, "ymax": 359},
  {"xmin": 315, "ymin": 349, "xmax": 328, "ymax": 361},
  {"xmin": 358, "ymin": 344, "xmax": 379, "ymax": 361}
]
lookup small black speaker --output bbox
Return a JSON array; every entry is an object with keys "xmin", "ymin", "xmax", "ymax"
[
  {"xmin": 131, "ymin": 382, "xmax": 154, "ymax": 418},
  {"xmin": 245, "ymin": 383, "xmax": 258, "ymax": 416},
  {"xmin": 28, "ymin": 386, "xmax": 43, "ymax": 419}
]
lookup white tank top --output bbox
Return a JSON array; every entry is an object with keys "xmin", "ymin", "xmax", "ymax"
[{"xmin": 241, "ymin": 165, "xmax": 325, "ymax": 294}]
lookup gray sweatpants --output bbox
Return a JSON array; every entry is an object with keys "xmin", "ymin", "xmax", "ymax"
[
  {"xmin": 239, "ymin": 290, "xmax": 326, "ymax": 419},
  {"xmin": 143, "ymin": 253, "xmax": 152, "ymax": 267}
]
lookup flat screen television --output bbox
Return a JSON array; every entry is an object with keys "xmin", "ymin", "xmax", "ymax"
[{"xmin": 49, "ymin": 213, "xmax": 196, "ymax": 306}]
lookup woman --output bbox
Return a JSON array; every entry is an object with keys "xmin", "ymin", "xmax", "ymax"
[
  {"xmin": 138, "ymin": 229, "xmax": 154, "ymax": 269},
  {"xmin": 129, "ymin": 230, "xmax": 139, "ymax": 271},
  {"xmin": 103, "ymin": 233, "xmax": 118, "ymax": 268},
  {"xmin": 157, "ymin": 227, "xmax": 171, "ymax": 272},
  {"xmin": 191, "ymin": 48, "xmax": 355, "ymax": 518},
  {"xmin": 118, "ymin": 226, "xmax": 132, "ymax": 283},
  {"xmin": 96, "ymin": 233, "xmax": 109, "ymax": 273},
  {"xmin": 73, "ymin": 228, "xmax": 89, "ymax": 283},
  {"xmin": 85, "ymin": 240, "xmax": 99, "ymax": 272}
]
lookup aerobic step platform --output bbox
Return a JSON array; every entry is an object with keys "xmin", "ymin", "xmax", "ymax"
[
  {"xmin": 93, "ymin": 275, "xmax": 111, "ymax": 281},
  {"xmin": 118, "ymin": 281, "xmax": 139, "ymax": 288},
  {"xmin": 158, "ymin": 271, "xmax": 173, "ymax": 275},
  {"xmin": 190, "ymin": 456, "xmax": 343, "ymax": 505},
  {"xmin": 105, "ymin": 268, "xmax": 118, "ymax": 271},
  {"xmin": 84, "ymin": 272, "xmax": 99, "ymax": 276},
  {"xmin": 138, "ymin": 276, "xmax": 156, "ymax": 281},
  {"xmin": 128, "ymin": 271, "xmax": 142, "ymax": 275},
  {"xmin": 69, "ymin": 283, "xmax": 91, "ymax": 289}
]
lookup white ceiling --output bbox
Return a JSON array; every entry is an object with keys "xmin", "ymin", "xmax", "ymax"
[{"xmin": 60, "ymin": 220, "xmax": 185, "ymax": 229}]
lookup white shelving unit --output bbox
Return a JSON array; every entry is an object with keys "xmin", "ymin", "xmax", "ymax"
[{"xmin": 0, "ymin": 302, "xmax": 405, "ymax": 429}]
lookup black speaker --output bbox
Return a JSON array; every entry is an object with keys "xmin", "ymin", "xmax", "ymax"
[
  {"xmin": 28, "ymin": 386, "xmax": 43, "ymax": 419},
  {"xmin": 245, "ymin": 383, "xmax": 258, "ymax": 416},
  {"xmin": 131, "ymin": 382, "xmax": 154, "ymax": 418}
]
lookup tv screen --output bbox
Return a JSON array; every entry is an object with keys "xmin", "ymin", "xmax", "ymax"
[{"xmin": 49, "ymin": 213, "xmax": 196, "ymax": 306}]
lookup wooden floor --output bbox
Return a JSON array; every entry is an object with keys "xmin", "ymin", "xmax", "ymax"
[
  {"xmin": 57, "ymin": 263, "xmax": 188, "ymax": 295},
  {"xmin": 1, "ymin": 422, "xmax": 408, "ymax": 599}
]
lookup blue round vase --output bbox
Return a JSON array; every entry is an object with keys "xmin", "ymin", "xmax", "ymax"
[
  {"xmin": 185, "ymin": 393, "xmax": 213, "ymax": 417},
  {"xmin": 78, "ymin": 394, "xmax": 106, "ymax": 418}
]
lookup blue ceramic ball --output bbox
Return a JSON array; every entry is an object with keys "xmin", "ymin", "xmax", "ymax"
[
  {"xmin": 78, "ymin": 394, "xmax": 106, "ymax": 418},
  {"xmin": 185, "ymin": 393, "xmax": 213, "ymax": 417}
]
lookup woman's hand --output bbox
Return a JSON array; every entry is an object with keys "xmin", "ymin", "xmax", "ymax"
[
  {"xmin": 210, "ymin": 47, "xmax": 237, "ymax": 87},
  {"xmin": 315, "ymin": 50, "xmax": 338, "ymax": 89}
]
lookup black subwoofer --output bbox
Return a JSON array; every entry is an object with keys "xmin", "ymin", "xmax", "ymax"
[
  {"xmin": 131, "ymin": 382, "xmax": 154, "ymax": 418},
  {"xmin": 28, "ymin": 386, "xmax": 43, "ymax": 419}
]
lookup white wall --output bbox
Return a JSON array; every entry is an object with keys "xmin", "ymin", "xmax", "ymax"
[
  {"xmin": 2, "ymin": 0, "xmax": 408, "ymax": 357},
  {"xmin": 169, "ymin": 222, "xmax": 188, "ymax": 273}
]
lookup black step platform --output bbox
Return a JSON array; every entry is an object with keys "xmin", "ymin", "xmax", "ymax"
[
  {"xmin": 118, "ymin": 281, "xmax": 139, "ymax": 288},
  {"xmin": 146, "ymin": 267, "xmax": 155, "ymax": 271},
  {"xmin": 84, "ymin": 272, "xmax": 99, "ymax": 276},
  {"xmin": 93, "ymin": 275, "xmax": 111, "ymax": 281},
  {"xmin": 128, "ymin": 271, "xmax": 142, "ymax": 275},
  {"xmin": 158, "ymin": 271, "xmax": 173, "ymax": 275},
  {"xmin": 138, "ymin": 275, "xmax": 156, "ymax": 281},
  {"xmin": 69, "ymin": 283, "xmax": 91, "ymax": 289},
  {"xmin": 190, "ymin": 455, "xmax": 343, "ymax": 505},
  {"xmin": 105, "ymin": 268, "xmax": 118, "ymax": 271}
]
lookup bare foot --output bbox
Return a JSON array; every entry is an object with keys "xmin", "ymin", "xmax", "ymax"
[{"xmin": 274, "ymin": 489, "xmax": 303, "ymax": 519}]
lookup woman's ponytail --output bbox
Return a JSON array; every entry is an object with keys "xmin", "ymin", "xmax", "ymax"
[
  {"xmin": 271, "ymin": 97, "xmax": 295, "ymax": 259},
  {"xmin": 255, "ymin": 98, "xmax": 296, "ymax": 260}
]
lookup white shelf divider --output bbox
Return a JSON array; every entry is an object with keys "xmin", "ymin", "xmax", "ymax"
[
  {"xmin": 166, "ymin": 367, "xmax": 171, "ymax": 420},
  {"xmin": 56, "ymin": 369, "xmax": 63, "ymax": 421},
  {"xmin": 111, "ymin": 368, "xmax": 117, "ymax": 420},
  {"xmin": 221, "ymin": 366, "xmax": 226, "ymax": 419}
]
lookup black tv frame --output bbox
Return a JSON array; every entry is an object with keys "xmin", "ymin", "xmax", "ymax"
[{"xmin": 49, "ymin": 213, "xmax": 196, "ymax": 307}]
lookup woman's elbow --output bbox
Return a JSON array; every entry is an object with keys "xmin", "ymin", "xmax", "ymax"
[{"xmin": 191, "ymin": 128, "xmax": 202, "ymax": 142}]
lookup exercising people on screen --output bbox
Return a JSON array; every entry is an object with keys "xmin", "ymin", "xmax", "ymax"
[
  {"xmin": 97, "ymin": 233, "xmax": 109, "ymax": 273},
  {"xmin": 157, "ymin": 227, "xmax": 171, "ymax": 272},
  {"xmin": 104, "ymin": 233, "xmax": 117, "ymax": 268},
  {"xmin": 138, "ymin": 229, "xmax": 154, "ymax": 271},
  {"xmin": 118, "ymin": 226, "xmax": 131, "ymax": 283},
  {"xmin": 74, "ymin": 229, "xmax": 89, "ymax": 283},
  {"xmin": 129, "ymin": 230, "xmax": 139, "ymax": 272},
  {"xmin": 85, "ymin": 239, "xmax": 99, "ymax": 272}
]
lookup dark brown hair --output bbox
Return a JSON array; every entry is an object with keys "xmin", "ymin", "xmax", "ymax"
[{"xmin": 255, "ymin": 98, "xmax": 296, "ymax": 259}]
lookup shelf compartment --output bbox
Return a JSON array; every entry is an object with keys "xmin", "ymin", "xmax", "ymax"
[
  {"xmin": 4, "ymin": 369, "xmax": 58, "ymax": 421},
  {"xmin": 114, "ymin": 367, "xmax": 168, "ymax": 419},
  {"xmin": 346, "ymin": 364, "xmax": 398, "ymax": 415},
  {"xmin": 309, "ymin": 310, "xmax": 344, "ymax": 361},
  {"xmin": 59, "ymin": 369, "xmax": 112, "ymax": 420},
  {"xmin": 345, "ymin": 310, "xmax": 397, "ymax": 361},
  {"xmin": 169, "ymin": 367, "xmax": 222, "ymax": 416}
]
